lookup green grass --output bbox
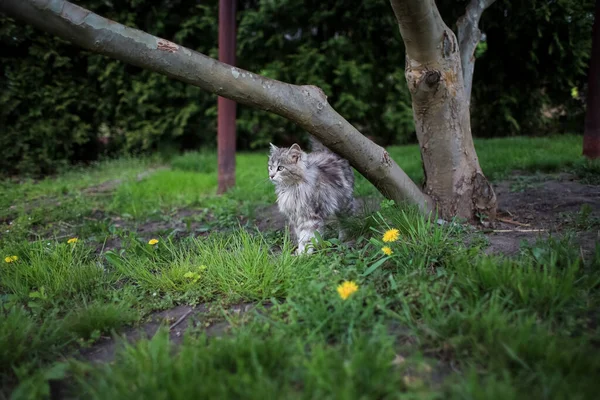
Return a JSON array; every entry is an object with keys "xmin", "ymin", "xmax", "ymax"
[
  {"xmin": 353, "ymin": 134, "xmax": 586, "ymax": 196},
  {"xmin": 1, "ymin": 134, "xmax": 599, "ymax": 398},
  {"xmin": 0, "ymin": 157, "xmax": 152, "ymax": 212},
  {"xmin": 110, "ymin": 169, "xmax": 218, "ymax": 218},
  {"xmin": 46, "ymin": 224, "xmax": 598, "ymax": 399},
  {"xmin": 105, "ymin": 230, "xmax": 311, "ymax": 302},
  {"xmin": 69, "ymin": 327, "xmax": 412, "ymax": 400},
  {"xmin": 100, "ymin": 134, "xmax": 589, "ymax": 218},
  {"xmin": 0, "ymin": 307, "xmax": 71, "ymax": 374},
  {"xmin": 170, "ymin": 134, "xmax": 589, "ymax": 202},
  {"xmin": 170, "ymin": 149, "xmax": 217, "ymax": 174},
  {"xmin": 472, "ymin": 135, "xmax": 585, "ymax": 180},
  {"xmin": 1, "ymin": 240, "xmax": 108, "ymax": 303},
  {"xmin": 572, "ymin": 158, "xmax": 600, "ymax": 185},
  {"xmin": 2, "ymin": 209, "xmax": 599, "ymax": 398}
]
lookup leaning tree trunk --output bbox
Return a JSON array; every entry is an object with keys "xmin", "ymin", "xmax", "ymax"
[
  {"xmin": 0, "ymin": 0, "xmax": 432, "ymax": 214},
  {"xmin": 456, "ymin": 0, "xmax": 496, "ymax": 108},
  {"xmin": 390, "ymin": 0, "xmax": 497, "ymax": 221},
  {"xmin": 583, "ymin": 0, "xmax": 600, "ymax": 160}
]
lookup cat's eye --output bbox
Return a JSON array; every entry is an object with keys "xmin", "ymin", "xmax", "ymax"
[{"xmin": 277, "ymin": 166, "xmax": 284, "ymax": 171}]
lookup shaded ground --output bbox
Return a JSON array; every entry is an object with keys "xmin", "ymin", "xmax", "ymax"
[
  {"xmin": 79, "ymin": 302, "xmax": 272, "ymax": 364},
  {"xmin": 256, "ymin": 173, "xmax": 599, "ymax": 257},
  {"xmin": 9, "ymin": 169, "xmax": 597, "ymax": 259},
  {"xmin": 68, "ymin": 176, "xmax": 600, "ymax": 259},
  {"xmin": 487, "ymin": 172, "xmax": 599, "ymax": 256}
]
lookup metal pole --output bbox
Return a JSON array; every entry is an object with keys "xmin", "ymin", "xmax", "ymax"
[{"xmin": 217, "ymin": 0, "xmax": 237, "ymax": 192}]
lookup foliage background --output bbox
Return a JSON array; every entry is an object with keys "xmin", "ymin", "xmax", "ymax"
[{"xmin": 0, "ymin": 0, "xmax": 594, "ymax": 175}]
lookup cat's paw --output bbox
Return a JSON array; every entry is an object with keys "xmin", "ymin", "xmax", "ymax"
[{"xmin": 294, "ymin": 245, "xmax": 314, "ymax": 256}]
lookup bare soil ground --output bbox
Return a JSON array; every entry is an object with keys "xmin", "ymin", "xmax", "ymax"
[
  {"xmin": 488, "ymin": 172, "xmax": 599, "ymax": 256},
  {"xmin": 79, "ymin": 302, "xmax": 272, "ymax": 364}
]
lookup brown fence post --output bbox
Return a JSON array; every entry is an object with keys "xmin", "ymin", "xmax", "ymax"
[{"xmin": 217, "ymin": 0, "xmax": 237, "ymax": 193}]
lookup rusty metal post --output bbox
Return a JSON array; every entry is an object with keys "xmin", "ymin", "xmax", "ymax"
[
  {"xmin": 217, "ymin": 0, "xmax": 237, "ymax": 193},
  {"xmin": 584, "ymin": 0, "xmax": 600, "ymax": 159}
]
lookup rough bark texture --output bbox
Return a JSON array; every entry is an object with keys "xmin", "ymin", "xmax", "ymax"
[
  {"xmin": 217, "ymin": 0, "xmax": 237, "ymax": 193},
  {"xmin": 583, "ymin": 0, "xmax": 600, "ymax": 159},
  {"xmin": 390, "ymin": 0, "xmax": 497, "ymax": 221},
  {"xmin": 0, "ymin": 0, "xmax": 432, "ymax": 213},
  {"xmin": 456, "ymin": 0, "xmax": 496, "ymax": 107}
]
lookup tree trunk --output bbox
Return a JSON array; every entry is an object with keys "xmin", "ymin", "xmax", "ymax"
[
  {"xmin": 584, "ymin": 0, "xmax": 600, "ymax": 159},
  {"xmin": 456, "ymin": 0, "xmax": 496, "ymax": 108},
  {"xmin": 0, "ymin": 0, "xmax": 432, "ymax": 214},
  {"xmin": 217, "ymin": 0, "xmax": 237, "ymax": 193},
  {"xmin": 390, "ymin": 0, "xmax": 497, "ymax": 221}
]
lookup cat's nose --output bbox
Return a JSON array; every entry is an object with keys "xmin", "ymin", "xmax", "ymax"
[{"xmin": 269, "ymin": 174, "xmax": 275, "ymax": 179}]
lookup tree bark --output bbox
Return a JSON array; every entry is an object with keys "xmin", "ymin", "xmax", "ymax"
[
  {"xmin": 0, "ymin": 0, "xmax": 432, "ymax": 213},
  {"xmin": 583, "ymin": 0, "xmax": 600, "ymax": 159},
  {"xmin": 390, "ymin": 0, "xmax": 497, "ymax": 221},
  {"xmin": 456, "ymin": 0, "xmax": 496, "ymax": 108},
  {"xmin": 217, "ymin": 0, "xmax": 237, "ymax": 193}
]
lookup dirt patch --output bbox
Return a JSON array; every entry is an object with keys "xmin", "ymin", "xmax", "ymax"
[
  {"xmin": 110, "ymin": 209, "xmax": 213, "ymax": 239},
  {"xmin": 253, "ymin": 196, "xmax": 382, "ymax": 233},
  {"xmin": 494, "ymin": 173, "xmax": 600, "ymax": 227},
  {"xmin": 79, "ymin": 302, "xmax": 272, "ymax": 364},
  {"xmin": 254, "ymin": 204, "xmax": 288, "ymax": 232},
  {"xmin": 485, "ymin": 173, "xmax": 599, "ymax": 256}
]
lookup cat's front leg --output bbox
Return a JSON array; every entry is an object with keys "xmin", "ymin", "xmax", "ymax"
[
  {"xmin": 338, "ymin": 226, "xmax": 348, "ymax": 242},
  {"xmin": 294, "ymin": 218, "xmax": 324, "ymax": 255},
  {"xmin": 295, "ymin": 240, "xmax": 312, "ymax": 255}
]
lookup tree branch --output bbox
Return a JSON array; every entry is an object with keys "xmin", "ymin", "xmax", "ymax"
[
  {"xmin": 389, "ymin": 0, "xmax": 446, "ymax": 64},
  {"xmin": 0, "ymin": 0, "xmax": 432, "ymax": 213},
  {"xmin": 456, "ymin": 0, "xmax": 497, "ymax": 106}
]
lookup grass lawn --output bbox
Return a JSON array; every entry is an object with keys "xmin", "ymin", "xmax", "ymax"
[{"xmin": 1, "ymin": 135, "xmax": 599, "ymax": 399}]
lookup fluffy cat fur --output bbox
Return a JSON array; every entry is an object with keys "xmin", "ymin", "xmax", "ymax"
[{"xmin": 268, "ymin": 138, "xmax": 356, "ymax": 254}]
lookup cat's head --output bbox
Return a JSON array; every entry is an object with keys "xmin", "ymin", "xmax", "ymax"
[{"xmin": 267, "ymin": 143, "xmax": 306, "ymax": 185}]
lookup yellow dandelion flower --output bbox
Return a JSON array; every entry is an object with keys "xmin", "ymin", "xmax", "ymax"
[
  {"xmin": 382, "ymin": 246, "xmax": 393, "ymax": 256},
  {"xmin": 148, "ymin": 239, "xmax": 159, "ymax": 245},
  {"xmin": 337, "ymin": 280, "xmax": 359, "ymax": 300},
  {"xmin": 4, "ymin": 255, "xmax": 18, "ymax": 263},
  {"xmin": 382, "ymin": 228, "xmax": 400, "ymax": 243},
  {"xmin": 67, "ymin": 237, "xmax": 78, "ymax": 244},
  {"xmin": 184, "ymin": 271, "xmax": 201, "ymax": 283}
]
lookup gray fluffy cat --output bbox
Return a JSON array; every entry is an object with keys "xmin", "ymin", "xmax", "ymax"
[{"xmin": 268, "ymin": 137, "xmax": 356, "ymax": 254}]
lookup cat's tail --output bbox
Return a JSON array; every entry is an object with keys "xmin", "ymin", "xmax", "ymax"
[
  {"xmin": 308, "ymin": 134, "xmax": 331, "ymax": 153},
  {"xmin": 309, "ymin": 134, "xmax": 355, "ymax": 184}
]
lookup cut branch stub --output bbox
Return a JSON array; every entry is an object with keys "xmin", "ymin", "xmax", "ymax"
[{"xmin": 425, "ymin": 71, "xmax": 441, "ymax": 87}]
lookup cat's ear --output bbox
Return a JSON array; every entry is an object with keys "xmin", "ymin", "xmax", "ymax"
[
  {"xmin": 269, "ymin": 143, "xmax": 278, "ymax": 153},
  {"xmin": 289, "ymin": 143, "xmax": 302, "ymax": 152},
  {"xmin": 288, "ymin": 143, "xmax": 302, "ymax": 163}
]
